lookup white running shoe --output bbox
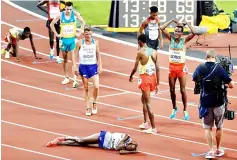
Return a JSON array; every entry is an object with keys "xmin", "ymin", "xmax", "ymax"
[
  {"xmin": 5, "ymin": 51, "xmax": 10, "ymax": 59},
  {"xmin": 72, "ymin": 81, "xmax": 79, "ymax": 88},
  {"xmin": 86, "ymin": 108, "xmax": 92, "ymax": 116},
  {"xmin": 56, "ymin": 56, "xmax": 63, "ymax": 63},
  {"xmin": 205, "ymin": 151, "xmax": 215, "ymax": 159},
  {"xmin": 215, "ymin": 149, "xmax": 225, "ymax": 157},
  {"xmin": 61, "ymin": 77, "xmax": 70, "ymax": 85},
  {"xmin": 143, "ymin": 128, "xmax": 157, "ymax": 134},
  {"xmin": 92, "ymin": 103, "xmax": 97, "ymax": 114},
  {"xmin": 139, "ymin": 122, "xmax": 149, "ymax": 129}
]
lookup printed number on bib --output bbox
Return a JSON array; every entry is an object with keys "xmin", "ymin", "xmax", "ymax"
[
  {"xmin": 62, "ymin": 26, "xmax": 75, "ymax": 36},
  {"xmin": 183, "ymin": 66, "xmax": 188, "ymax": 73},
  {"xmin": 146, "ymin": 64, "xmax": 155, "ymax": 75},
  {"xmin": 138, "ymin": 78, "xmax": 142, "ymax": 85}
]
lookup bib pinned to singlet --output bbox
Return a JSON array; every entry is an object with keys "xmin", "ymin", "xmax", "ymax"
[
  {"xmin": 139, "ymin": 48, "xmax": 156, "ymax": 76},
  {"xmin": 79, "ymin": 38, "xmax": 97, "ymax": 65},
  {"xmin": 169, "ymin": 37, "xmax": 186, "ymax": 64},
  {"xmin": 60, "ymin": 11, "xmax": 76, "ymax": 38}
]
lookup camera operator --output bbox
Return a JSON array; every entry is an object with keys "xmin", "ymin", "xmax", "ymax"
[{"xmin": 192, "ymin": 49, "xmax": 234, "ymax": 159}]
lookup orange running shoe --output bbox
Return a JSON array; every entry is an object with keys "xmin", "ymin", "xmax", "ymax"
[{"xmin": 46, "ymin": 137, "xmax": 65, "ymax": 147}]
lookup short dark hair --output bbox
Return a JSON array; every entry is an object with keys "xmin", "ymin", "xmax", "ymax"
[
  {"xmin": 150, "ymin": 6, "xmax": 158, "ymax": 13},
  {"xmin": 138, "ymin": 34, "xmax": 146, "ymax": 43},
  {"xmin": 65, "ymin": 1, "xmax": 73, "ymax": 7},
  {"xmin": 176, "ymin": 25, "xmax": 184, "ymax": 32},
  {"xmin": 24, "ymin": 27, "xmax": 31, "ymax": 32}
]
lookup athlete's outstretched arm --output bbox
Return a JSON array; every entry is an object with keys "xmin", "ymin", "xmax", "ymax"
[
  {"xmin": 37, "ymin": 0, "xmax": 48, "ymax": 14},
  {"xmin": 96, "ymin": 40, "xmax": 102, "ymax": 74},
  {"xmin": 29, "ymin": 34, "xmax": 40, "ymax": 59},
  {"xmin": 129, "ymin": 52, "xmax": 141, "ymax": 82},
  {"xmin": 50, "ymin": 15, "xmax": 61, "ymax": 37}
]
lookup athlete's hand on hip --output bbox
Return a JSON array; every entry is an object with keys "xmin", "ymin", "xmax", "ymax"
[
  {"xmin": 129, "ymin": 76, "xmax": 133, "ymax": 82},
  {"xmin": 56, "ymin": 34, "xmax": 61, "ymax": 38}
]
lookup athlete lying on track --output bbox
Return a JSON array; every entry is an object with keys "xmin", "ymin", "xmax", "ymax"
[{"xmin": 46, "ymin": 131, "xmax": 138, "ymax": 154}]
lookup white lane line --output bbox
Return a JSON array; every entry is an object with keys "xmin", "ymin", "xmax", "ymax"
[
  {"xmin": 2, "ymin": 99, "xmax": 237, "ymax": 153},
  {"xmin": 1, "ymin": 143, "xmax": 71, "ymax": 160},
  {"xmin": 2, "ymin": 79, "xmax": 237, "ymax": 133},
  {"xmin": 98, "ymin": 91, "xmax": 130, "ymax": 99}
]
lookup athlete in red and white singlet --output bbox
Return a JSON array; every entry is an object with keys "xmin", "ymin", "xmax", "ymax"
[{"xmin": 37, "ymin": 0, "xmax": 65, "ymax": 63}]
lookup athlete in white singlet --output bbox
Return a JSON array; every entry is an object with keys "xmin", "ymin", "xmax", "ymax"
[
  {"xmin": 138, "ymin": 6, "xmax": 163, "ymax": 51},
  {"xmin": 37, "ymin": 0, "xmax": 65, "ymax": 63},
  {"xmin": 73, "ymin": 26, "xmax": 102, "ymax": 116},
  {"xmin": 160, "ymin": 19, "xmax": 196, "ymax": 121},
  {"xmin": 46, "ymin": 131, "xmax": 138, "ymax": 154}
]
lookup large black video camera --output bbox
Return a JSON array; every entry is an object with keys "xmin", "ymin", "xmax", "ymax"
[
  {"xmin": 194, "ymin": 46, "xmax": 235, "ymax": 120},
  {"xmin": 217, "ymin": 55, "xmax": 235, "ymax": 120}
]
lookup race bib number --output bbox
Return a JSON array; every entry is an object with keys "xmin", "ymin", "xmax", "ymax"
[
  {"xmin": 169, "ymin": 50, "xmax": 185, "ymax": 63},
  {"xmin": 62, "ymin": 25, "xmax": 75, "ymax": 37},
  {"xmin": 183, "ymin": 66, "xmax": 188, "ymax": 73},
  {"xmin": 138, "ymin": 78, "xmax": 142, "ymax": 85},
  {"xmin": 146, "ymin": 64, "xmax": 155, "ymax": 75}
]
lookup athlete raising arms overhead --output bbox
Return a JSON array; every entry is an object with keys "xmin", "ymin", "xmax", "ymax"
[{"xmin": 160, "ymin": 19, "xmax": 196, "ymax": 120}]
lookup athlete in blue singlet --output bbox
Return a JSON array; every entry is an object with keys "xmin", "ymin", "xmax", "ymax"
[
  {"xmin": 50, "ymin": 1, "xmax": 85, "ymax": 88},
  {"xmin": 73, "ymin": 26, "xmax": 102, "ymax": 116}
]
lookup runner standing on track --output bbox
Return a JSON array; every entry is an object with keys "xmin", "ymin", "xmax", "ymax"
[
  {"xmin": 73, "ymin": 26, "xmax": 102, "ymax": 116},
  {"xmin": 50, "ymin": 1, "xmax": 85, "ymax": 88},
  {"xmin": 37, "ymin": 0, "xmax": 65, "ymax": 63},
  {"xmin": 2, "ymin": 27, "xmax": 41, "ymax": 62},
  {"xmin": 160, "ymin": 19, "xmax": 196, "ymax": 120},
  {"xmin": 137, "ymin": 6, "xmax": 163, "ymax": 51},
  {"xmin": 129, "ymin": 34, "xmax": 160, "ymax": 134},
  {"xmin": 46, "ymin": 131, "xmax": 138, "ymax": 154}
]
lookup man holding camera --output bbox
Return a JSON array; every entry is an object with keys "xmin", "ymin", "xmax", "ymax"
[{"xmin": 192, "ymin": 49, "xmax": 234, "ymax": 159}]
